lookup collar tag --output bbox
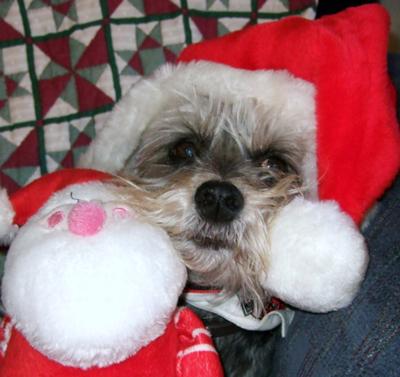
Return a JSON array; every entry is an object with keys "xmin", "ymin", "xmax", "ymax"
[{"xmin": 240, "ymin": 299, "xmax": 254, "ymax": 316}]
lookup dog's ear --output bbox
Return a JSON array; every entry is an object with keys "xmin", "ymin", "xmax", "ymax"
[{"xmin": 79, "ymin": 64, "xmax": 179, "ymax": 173}]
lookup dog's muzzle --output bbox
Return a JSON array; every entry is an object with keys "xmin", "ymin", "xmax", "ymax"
[{"xmin": 195, "ymin": 180, "xmax": 244, "ymax": 223}]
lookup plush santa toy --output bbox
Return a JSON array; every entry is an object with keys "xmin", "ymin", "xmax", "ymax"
[
  {"xmin": 0, "ymin": 169, "xmax": 224, "ymax": 377},
  {"xmin": 79, "ymin": 4, "xmax": 399, "ymax": 315}
]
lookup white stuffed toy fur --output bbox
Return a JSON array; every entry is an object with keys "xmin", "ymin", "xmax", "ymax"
[{"xmin": 0, "ymin": 189, "xmax": 16, "ymax": 244}]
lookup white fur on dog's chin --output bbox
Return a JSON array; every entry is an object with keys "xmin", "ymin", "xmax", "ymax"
[
  {"xmin": 262, "ymin": 197, "xmax": 369, "ymax": 312},
  {"xmin": 79, "ymin": 61, "xmax": 318, "ymax": 198},
  {"xmin": 1, "ymin": 184, "xmax": 187, "ymax": 369}
]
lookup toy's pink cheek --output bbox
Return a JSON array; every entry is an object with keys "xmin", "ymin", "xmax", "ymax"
[
  {"xmin": 48, "ymin": 211, "xmax": 64, "ymax": 228},
  {"xmin": 68, "ymin": 202, "xmax": 106, "ymax": 237}
]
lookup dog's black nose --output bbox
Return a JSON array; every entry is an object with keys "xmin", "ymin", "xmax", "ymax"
[{"xmin": 195, "ymin": 180, "xmax": 244, "ymax": 223}]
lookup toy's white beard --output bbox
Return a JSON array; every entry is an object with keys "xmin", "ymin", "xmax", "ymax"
[{"xmin": 2, "ymin": 215, "xmax": 186, "ymax": 369}]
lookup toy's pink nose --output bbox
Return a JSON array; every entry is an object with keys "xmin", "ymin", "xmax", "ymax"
[{"xmin": 67, "ymin": 201, "xmax": 106, "ymax": 236}]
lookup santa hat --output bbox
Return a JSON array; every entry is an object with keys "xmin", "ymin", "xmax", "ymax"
[
  {"xmin": 80, "ymin": 4, "xmax": 400, "ymax": 225},
  {"xmin": 178, "ymin": 4, "xmax": 400, "ymax": 224},
  {"xmin": 76, "ymin": 5, "xmax": 398, "ymax": 314},
  {"xmin": 0, "ymin": 168, "xmax": 112, "ymax": 242}
]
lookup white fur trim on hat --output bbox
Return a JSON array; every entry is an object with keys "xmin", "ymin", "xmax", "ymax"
[
  {"xmin": 0, "ymin": 189, "xmax": 17, "ymax": 244},
  {"xmin": 262, "ymin": 197, "xmax": 369, "ymax": 312}
]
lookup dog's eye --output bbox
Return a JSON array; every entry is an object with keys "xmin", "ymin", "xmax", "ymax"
[
  {"xmin": 259, "ymin": 155, "xmax": 289, "ymax": 173},
  {"xmin": 169, "ymin": 140, "xmax": 197, "ymax": 164},
  {"xmin": 256, "ymin": 152, "xmax": 290, "ymax": 174}
]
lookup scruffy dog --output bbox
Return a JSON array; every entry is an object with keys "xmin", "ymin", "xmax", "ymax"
[
  {"xmin": 81, "ymin": 62, "xmax": 317, "ymax": 376},
  {"xmin": 80, "ymin": 62, "xmax": 366, "ymax": 376},
  {"xmin": 121, "ymin": 93, "xmax": 306, "ymax": 313}
]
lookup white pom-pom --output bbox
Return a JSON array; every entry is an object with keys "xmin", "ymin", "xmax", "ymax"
[
  {"xmin": 262, "ymin": 197, "xmax": 369, "ymax": 313},
  {"xmin": 0, "ymin": 189, "xmax": 17, "ymax": 244}
]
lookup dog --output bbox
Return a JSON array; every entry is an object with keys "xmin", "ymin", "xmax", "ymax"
[
  {"xmin": 84, "ymin": 62, "xmax": 319, "ymax": 376},
  {"xmin": 79, "ymin": 61, "xmax": 320, "ymax": 376},
  {"xmin": 120, "ymin": 91, "xmax": 306, "ymax": 311}
]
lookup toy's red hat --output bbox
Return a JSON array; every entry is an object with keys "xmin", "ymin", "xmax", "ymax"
[
  {"xmin": 0, "ymin": 169, "xmax": 112, "ymax": 242},
  {"xmin": 178, "ymin": 4, "xmax": 400, "ymax": 224}
]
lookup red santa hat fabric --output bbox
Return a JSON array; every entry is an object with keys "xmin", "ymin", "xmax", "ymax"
[{"xmin": 178, "ymin": 4, "xmax": 400, "ymax": 224}]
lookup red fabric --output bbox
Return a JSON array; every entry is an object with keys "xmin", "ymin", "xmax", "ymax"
[
  {"xmin": 0, "ymin": 309, "xmax": 223, "ymax": 377},
  {"xmin": 10, "ymin": 169, "xmax": 112, "ymax": 227},
  {"xmin": 178, "ymin": 4, "xmax": 400, "ymax": 224},
  {"xmin": 175, "ymin": 308, "xmax": 223, "ymax": 377}
]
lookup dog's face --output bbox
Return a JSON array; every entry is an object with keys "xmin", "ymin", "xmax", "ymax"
[{"xmin": 120, "ymin": 92, "xmax": 308, "ymax": 311}]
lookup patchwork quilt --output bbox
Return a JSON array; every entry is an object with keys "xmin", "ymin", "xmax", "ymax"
[{"xmin": 0, "ymin": 0, "xmax": 316, "ymax": 194}]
